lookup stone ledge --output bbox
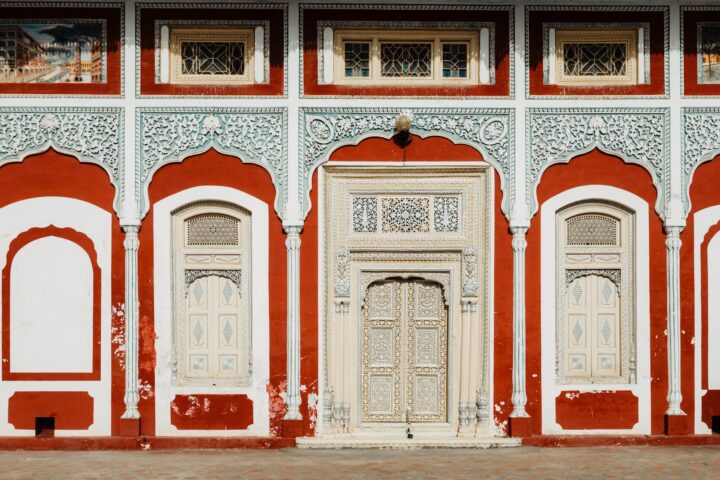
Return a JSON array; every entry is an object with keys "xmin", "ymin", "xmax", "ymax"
[{"xmin": 296, "ymin": 436, "xmax": 522, "ymax": 449}]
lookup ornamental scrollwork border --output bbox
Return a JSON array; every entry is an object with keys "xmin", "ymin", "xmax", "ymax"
[
  {"xmin": 681, "ymin": 108, "xmax": 720, "ymax": 217},
  {"xmin": 526, "ymin": 109, "xmax": 670, "ymax": 220},
  {"xmin": 0, "ymin": 107, "xmax": 124, "ymax": 215},
  {"xmin": 300, "ymin": 108, "xmax": 514, "ymax": 219},
  {"xmin": 136, "ymin": 108, "xmax": 288, "ymax": 219}
]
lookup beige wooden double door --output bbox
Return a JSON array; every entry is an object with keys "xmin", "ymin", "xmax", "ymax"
[{"xmin": 361, "ymin": 279, "xmax": 448, "ymax": 423}]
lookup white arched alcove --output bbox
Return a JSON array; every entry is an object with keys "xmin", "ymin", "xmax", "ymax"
[
  {"xmin": 10, "ymin": 237, "xmax": 94, "ymax": 374},
  {"xmin": 540, "ymin": 185, "xmax": 651, "ymax": 435},
  {"xmin": 0, "ymin": 197, "xmax": 111, "ymax": 437},
  {"xmin": 153, "ymin": 186, "xmax": 270, "ymax": 437}
]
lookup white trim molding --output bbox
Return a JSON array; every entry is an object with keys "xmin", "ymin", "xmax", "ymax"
[
  {"xmin": 0, "ymin": 108, "xmax": 124, "ymax": 215},
  {"xmin": 299, "ymin": 108, "xmax": 514, "ymax": 219},
  {"xmin": 526, "ymin": 109, "xmax": 670, "ymax": 220},
  {"xmin": 540, "ymin": 185, "xmax": 651, "ymax": 435},
  {"xmin": 136, "ymin": 108, "xmax": 288, "ymax": 220}
]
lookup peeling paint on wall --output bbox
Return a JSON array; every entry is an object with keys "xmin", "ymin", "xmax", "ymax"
[
  {"xmin": 111, "ymin": 302, "xmax": 126, "ymax": 371},
  {"xmin": 267, "ymin": 380, "xmax": 287, "ymax": 436}
]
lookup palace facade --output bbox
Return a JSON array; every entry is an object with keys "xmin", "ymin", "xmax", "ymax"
[{"xmin": 1, "ymin": 0, "xmax": 719, "ymax": 448}]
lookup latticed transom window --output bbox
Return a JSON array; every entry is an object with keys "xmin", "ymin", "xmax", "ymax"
[
  {"xmin": 186, "ymin": 214, "xmax": 240, "ymax": 246},
  {"xmin": 554, "ymin": 30, "xmax": 638, "ymax": 86},
  {"xmin": 442, "ymin": 43, "xmax": 468, "ymax": 78},
  {"xmin": 380, "ymin": 42, "xmax": 432, "ymax": 78},
  {"xmin": 180, "ymin": 41, "xmax": 245, "ymax": 76},
  {"xmin": 566, "ymin": 214, "xmax": 619, "ymax": 246},
  {"xmin": 344, "ymin": 42, "xmax": 370, "ymax": 77},
  {"xmin": 169, "ymin": 28, "xmax": 253, "ymax": 84},
  {"xmin": 563, "ymin": 43, "xmax": 626, "ymax": 77},
  {"xmin": 334, "ymin": 29, "xmax": 478, "ymax": 85}
]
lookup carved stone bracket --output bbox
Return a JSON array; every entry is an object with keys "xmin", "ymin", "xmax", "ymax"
[
  {"xmin": 335, "ymin": 247, "xmax": 350, "ymax": 298},
  {"xmin": 527, "ymin": 109, "xmax": 670, "ymax": 220},
  {"xmin": 0, "ymin": 108, "xmax": 124, "ymax": 215},
  {"xmin": 565, "ymin": 268, "xmax": 621, "ymax": 288},
  {"xmin": 300, "ymin": 108, "xmax": 514, "ymax": 219},
  {"xmin": 137, "ymin": 108, "xmax": 287, "ymax": 219},
  {"xmin": 184, "ymin": 269, "xmax": 242, "ymax": 293},
  {"xmin": 681, "ymin": 109, "xmax": 720, "ymax": 218},
  {"xmin": 462, "ymin": 245, "xmax": 478, "ymax": 298}
]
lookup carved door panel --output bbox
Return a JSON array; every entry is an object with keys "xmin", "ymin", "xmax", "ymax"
[
  {"xmin": 564, "ymin": 274, "xmax": 620, "ymax": 379},
  {"xmin": 186, "ymin": 275, "xmax": 242, "ymax": 380},
  {"xmin": 361, "ymin": 280, "xmax": 447, "ymax": 423}
]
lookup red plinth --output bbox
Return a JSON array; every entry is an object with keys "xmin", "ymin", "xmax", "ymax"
[
  {"xmin": 508, "ymin": 416, "xmax": 533, "ymax": 438},
  {"xmin": 117, "ymin": 418, "xmax": 141, "ymax": 438},
  {"xmin": 281, "ymin": 419, "xmax": 304, "ymax": 438},
  {"xmin": 665, "ymin": 414, "xmax": 692, "ymax": 436}
]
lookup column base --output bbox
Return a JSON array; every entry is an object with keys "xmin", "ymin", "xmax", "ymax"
[
  {"xmin": 282, "ymin": 419, "xmax": 304, "ymax": 438},
  {"xmin": 117, "ymin": 418, "xmax": 141, "ymax": 437},
  {"xmin": 664, "ymin": 414, "xmax": 691, "ymax": 436},
  {"xmin": 508, "ymin": 416, "xmax": 533, "ymax": 438}
]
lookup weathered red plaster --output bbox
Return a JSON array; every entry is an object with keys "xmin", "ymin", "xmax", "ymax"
[
  {"xmin": 555, "ymin": 391, "xmax": 639, "ymax": 430},
  {"xmin": 170, "ymin": 395, "xmax": 254, "ymax": 430},
  {"xmin": 138, "ymin": 149, "xmax": 286, "ymax": 436},
  {"xmin": 0, "ymin": 149, "xmax": 124, "ymax": 436},
  {"xmin": 683, "ymin": 155, "xmax": 720, "ymax": 432},
  {"xmin": 8, "ymin": 392, "xmax": 94, "ymax": 430},
  {"xmin": 529, "ymin": 150, "xmax": 671, "ymax": 435}
]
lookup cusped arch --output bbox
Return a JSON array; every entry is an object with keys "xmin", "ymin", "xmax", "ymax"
[
  {"xmin": 0, "ymin": 108, "xmax": 123, "ymax": 215},
  {"xmin": 300, "ymin": 108, "xmax": 514, "ymax": 220},
  {"xmin": 527, "ymin": 109, "xmax": 669, "ymax": 221},
  {"xmin": 137, "ymin": 109, "xmax": 287, "ymax": 220}
]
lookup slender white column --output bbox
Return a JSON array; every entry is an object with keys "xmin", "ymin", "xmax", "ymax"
[
  {"xmin": 284, "ymin": 224, "xmax": 303, "ymax": 420},
  {"xmin": 121, "ymin": 224, "xmax": 141, "ymax": 419},
  {"xmin": 665, "ymin": 225, "xmax": 686, "ymax": 416},
  {"xmin": 458, "ymin": 299, "xmax": 474, "ymax": 433},
  {"xmin": 510, "ymin": 226, "xmax": 529, "ymax": 418}
]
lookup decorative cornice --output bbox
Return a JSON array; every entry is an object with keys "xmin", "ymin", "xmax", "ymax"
[
  {"xmin": 0, "ymin": 107, "xmax": 124, "ymax": 215},
  {"xmin": 526, "ymin": 109, "xmax": 670, "ymax": 220},
  {"xmin": 136, "ymin": 108, "xmax": 287, "ymax": 219},
  {"xmin": 681, "ymin": 108, "xmax": 720, "ymax": 216},
  {"xmin": 299, "ymin": 108, "xmax": 514, "ymax": 219}
]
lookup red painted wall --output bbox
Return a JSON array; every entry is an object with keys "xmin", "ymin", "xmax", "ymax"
[
  {"xmin": 302, "ymin": 134, "xmax": 512, "ymax": 435},
  {"xmin": 137, "ymin": 149, "xmax": 287, "ymax": 436},
  {"xmin": 8, "ymin": 392, "xmax": 94, "ymax": 431},
  {"xmin": 170, "ymin": 394, "xmax": 253, "ymax": 430},
  {"xmin": 523, "ymin": 150, "xmax": 675, "ymax": 435},
  {"xmin": 0, "ymin": 149, "xmax": 124, "ymax": 434},
  {"xmin": 302, "ymin": 8, "xmax": 511, "ymax": 97},
  {"xmin": 556, "ymin": 391, "xmax": 639, "ymax": 430},
  {"xmin": 139, "ymin": 7, "xmax": 285, "ymax": 96},
  {"xmin": 684, "ymin": 156, "xmax": 720, "ymax": 431},
  {"xmin": 527, "ymin": 9, "xmax": 666, "ymax": 97}
]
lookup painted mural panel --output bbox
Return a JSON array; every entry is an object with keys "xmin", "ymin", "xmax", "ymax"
[
  {"xmin": 699, "ymin": 23, "xmax": 720, "ymax": 84},
  {"xmin": 0, "ymin": 20, "xmax": 107, "ymax": 84}
]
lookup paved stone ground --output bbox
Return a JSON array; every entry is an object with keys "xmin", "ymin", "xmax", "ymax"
[{"xmin": 0, "ymin": 446, "xmax": 718, "ymax": 479}]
